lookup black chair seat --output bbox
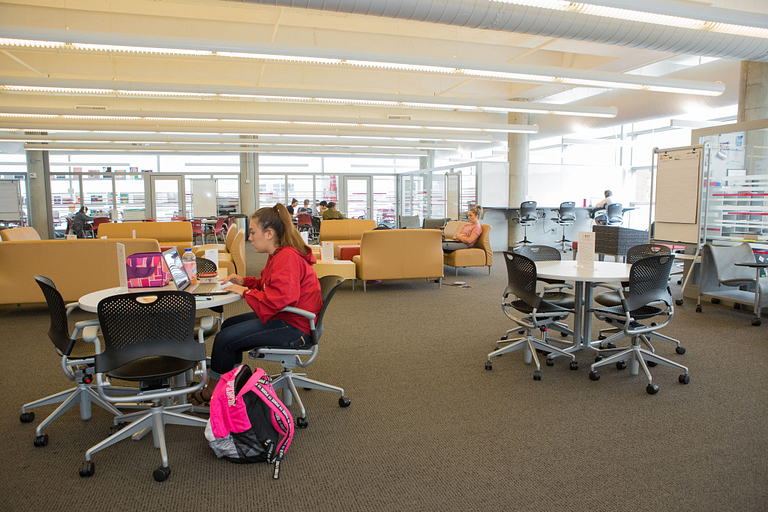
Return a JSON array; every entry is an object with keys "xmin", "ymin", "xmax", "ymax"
[
  {"xmin": 591, "ymin": 304, "xmax": 665, "ymax": 320},
  {"xmin": 594, "ymin": 290, "xmax": 622, "ymax": 307},
  {"xmin": 509, "ymin": 292, "xmax": 574, "ymax": 313},
  {"xmin": 107, "ymin": 356, "xmax": 198, "ymax": 381}
]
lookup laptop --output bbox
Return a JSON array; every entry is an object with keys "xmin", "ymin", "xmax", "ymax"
[{"xmin": 162, "ymin": 247, "xmax": 231, "ymax": 295}]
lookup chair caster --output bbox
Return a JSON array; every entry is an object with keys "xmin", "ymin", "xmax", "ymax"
[
  {"xmin": 589, "ymin": 371, "xmax": 600, "ymax": 381},
  {"xmin": 646, "ymin": 384, "xmax": 659, "ymax": 395},
  {"xmin": 675, "ymin": 299, "xmax": 683, "ymax": 306},
  {"xmin": 597, "ymin": 335, "xmax": 606, "ymax": 341},
  {"xmin": 33, "ymin": 434, "xmax": 48, "ymax": 447},
  {"xmin": 546, "ymin": 358, "xmax": 555, "ymax": 366},
  {"xmin": 616, "ymin": 361, "xmax": 627, "ymax": 370},
  {"xmin": 109, "ymin": 422, "xmax": 127, "ymax": 436},
  {"xmin": 752, "ymin": 318, "xmax": 762, "ymax": 327},
  {"xmin": 695, "ymin": 305, "xmax": 702, "ymax": 313},
  {"xmin": 296, "ymin": 417, "xmax": 308, "ymax": 429},
  {"xmin": 153, "ymin": 466, "xmax": 171, "ymax": 482},
  {"xmin": 734, "ymin": 303, "xmax": 740, "ymax": 310},
  {"xmin": 485, "ymin": 361, "xmax": 492, "ymax": 371},
  {"xmin": 20, "ymin": 412, "xmax": 34, "ymax": 423},
  {"xmin": 711, "ymin": 298, "xmax": 720, "ymax": 304},
  {"xmin": 595, "ymin": 355, "xmax": 603, "ymax": 362},
  {"xmin": 533, "ymin": 371, "xmax": 542, "ymax": 381},
  {"xmin": 679, "ymin": 374, "xmax": 690, "ymax": 384},
  {"xmin": 570, "ymin": 361, "xmax": 578, "ymax": 370},
  {"xmin": 560, "ymin": 332, "xmax": 568, "ymax": 338},
  {"xmin": 79, "ymin": 461, "xmax": 95, "ymax": 478},
  {"xmin": 677, "ymin": 279, "xmax": 682, "ymax": 285},
  {"xmin": 647, "ymin": 361, "xmax": 658, "ymax": 367},
  {"xmin": 339, "ymin": 396, "xmax": 351, "ymax": 407},
  {"xmin": 676, "ymin": 346, "xmax": 686, "ymax": 355}
]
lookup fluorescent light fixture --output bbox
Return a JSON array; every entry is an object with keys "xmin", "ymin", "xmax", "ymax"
[
  {"xmin": 0, "ymin": 84, "xmax": 618, "ymax": 118},
  {"xmin": 488, "ymin": 0, "xmax": 768, "ymax": 39},
  {"xmin": 0, "ymin": 38, "xmax": 724, "ymax": 96}
]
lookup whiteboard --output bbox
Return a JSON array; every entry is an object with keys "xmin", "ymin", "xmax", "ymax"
[
  {"xmin": 445, "ymin": 173, "xmax": 460, "ymax": 220},
  {"xmin": 477, "ymin": 162, "xmax": 509, "ymax": 207},
  {"xmin": 192, "ymin": 179, "xmax": 217, "ymax": 217},
  {"xmin": 0, "ymin": 180, "xmax": 22, "ymax": 221},
  {"xmin": 653, "ymin": 148, "xmax": 702, "ymax": 244}
]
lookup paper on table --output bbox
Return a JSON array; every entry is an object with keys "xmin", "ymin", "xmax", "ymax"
[
  {"xmin": 576, "ymin": 231, "xmax": 595, "ymax": 269},
  {"xmin": 116, "ymin": 242, "xmax": 128, "ymax": 292},
  {"xmin": 320, "ymin": 241, "xmax": 334, "ymax": 262},
  {"xmin": 300, "ymin": 231, "xmax": 309, "ymax": 244},
  {"xmin": 204, "ymin": 248, "xmax": 218, "ymax": 269}
]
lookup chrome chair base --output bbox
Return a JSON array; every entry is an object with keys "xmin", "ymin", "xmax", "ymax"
[{"xmin": 487, "ymin": 328, "xmax": 576, "ymax": 379}]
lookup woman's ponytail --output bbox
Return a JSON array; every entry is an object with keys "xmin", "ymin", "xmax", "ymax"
[{"xmin": 251, "ymin": 203, "xmax": 311, "ymax": 255}]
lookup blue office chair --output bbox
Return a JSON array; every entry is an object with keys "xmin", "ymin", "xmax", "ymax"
[{"xmin": 551, "ymin": 201, "xmax": 576, "ymax": 252}]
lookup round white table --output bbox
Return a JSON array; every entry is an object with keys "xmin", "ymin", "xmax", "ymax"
[
  {"xmin": 535, "ymin": 260, "xmax": 632, "ymax": 353},
  {"xmin": 78, "ymin": 286, "xmax": 242, "ymax": 313}
]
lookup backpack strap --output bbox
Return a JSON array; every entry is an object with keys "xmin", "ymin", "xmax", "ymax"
[{"xmin": 248, "ymin": 368, "xmax": 294, "ymax": 479}]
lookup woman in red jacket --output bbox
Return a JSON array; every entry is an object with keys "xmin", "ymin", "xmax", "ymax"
[{"xmin": 190, "ymin": 203, "xmax": 322, "ymax": 405}]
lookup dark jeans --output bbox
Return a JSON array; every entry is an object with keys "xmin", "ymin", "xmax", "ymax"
[
  {"xmin": 209, "ymin": 312, "xmax": 310, "ymax": 379},
  {"xmin": 442, "ymin": 241, "xmax": 469, "ymax": 253}
]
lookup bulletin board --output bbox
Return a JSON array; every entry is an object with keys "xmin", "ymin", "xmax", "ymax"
[{"xmin": 0, "ymin": 180, "xmax": 22, "ymax": 221}]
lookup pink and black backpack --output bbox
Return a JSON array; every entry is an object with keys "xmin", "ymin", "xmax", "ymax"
[{"xmin": 205, "ymin": 365, "xmax": 293, "ymax": 479}]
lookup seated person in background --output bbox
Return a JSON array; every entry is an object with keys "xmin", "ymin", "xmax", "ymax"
[
  {"xmin": 317, "ymin": 200, "xmax": 328, "ymax": 216},
  {"xmin": 442, "ymin": 206, "xmax": 482, "ymax": 253},
  {"xmin": 286, "ymin": 198, "xmax": 299, "ymax": 216},
  {"xmin": 189, "ymin": 203, "xmax": 322, "ymax": 405},
  {"xmin": 322, "ymin": 201, "xmax": 345, "ymax": 220},
  {"xmin": 594, "ymin": 190, "xmax": 614, "ymax": 209},
  {"xmin": 593, "ymin": 190, "xmax": 614, "ymax": 225},
  {"xmin": 297, "ymin": 199, "xmax": 312, "ymax": 216},
  {"xmin": 72, "ymin": 206, "xmax": 94, "ymax": 238}
]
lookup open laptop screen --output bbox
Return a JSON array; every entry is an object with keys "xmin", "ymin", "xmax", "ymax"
[{"xmin": 162, "ymin": 247, "xmax": 191, "ymax": 291}]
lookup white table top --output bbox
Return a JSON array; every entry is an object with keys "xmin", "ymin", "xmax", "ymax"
[
  {"xmin": 536, "ymin": 260, "xmax": 632, "ymax": 282},
  {"xmin": 78, "ymin": 285, "xmax": 241, "ymax": 313}
]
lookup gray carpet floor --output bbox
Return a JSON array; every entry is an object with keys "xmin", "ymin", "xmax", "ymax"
[{"xmin": 2, "ymin": 249, "xmax": 767, "ymax": 511}]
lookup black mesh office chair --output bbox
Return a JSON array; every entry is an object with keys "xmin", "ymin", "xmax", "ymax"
[
  {"xmin": 551, "ymin": 201, "xmax": 576, "ymax": 252},
  {"xmin": 485, "ymin": 252, "xmax": 577, "ymax": 380},
  {"xmin": 20, "ymin": 276, "xmax": 128, "ymax": 448},
  {"xmin": 195, "ymin": 257, "xmax": 217, "ymax": 274},
  {"xmin": 249, "ymin": 275, "xmax": 349, "ymax": 429},
  {"xmin": 194, "ymin": 257, "xmax": 224, "ymax": 338},
  {"xmin": 606, "ymin": 203, "xmax": 624, "ymax": 226},
  {"xmin": 78, "ymin": 291, "xmax": 211, "ymax": 482},
  {"xmin": 589, "ymin": 255, "xmax": 690, "ymax": 394},
  {"xmin": 515, "ymin": 201, "xmax": 538, "ymax": 245}
]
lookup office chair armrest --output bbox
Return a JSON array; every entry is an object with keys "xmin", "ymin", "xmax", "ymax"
[
  {"xmin": 65, "ymin": 302, "xmax": 80, "ymax": 318},
  {"xmin": 592, "ymin": 282, "xmax": 623, "ymax": 292},
  {"xmin": 281, "ymin": 305, "xmax": 316, "ymax": 331},
  {"xmin": 541, "ymin": 283, "xmax": 574, "ymax": 292},
  {"xmin": 197, "ymin": 315, "xmax": 215, "ymax": 342},
  {"xmin": 81, "ymin": 324, "xmax": 101, "ymax": 348}
]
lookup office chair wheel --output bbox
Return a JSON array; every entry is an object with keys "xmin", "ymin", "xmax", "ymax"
[
  {"xmin": 677, "ymin": 279, "xmax": 682, "ymax": 285},
  {"xmin": 485, "ymin": 361, "xmax": 493, "ymax": 371},
  {"xmin": 646, "ymin": 384, "xmax": 659, "ymax": 395},
  {"xmin": 679, "ymin": 374, "xmax": 690, "ymax": 384},
  {"xmin": 19, "ymin": 412, "xmax": 34, "ymax": 423},
  {"xmin": 500, "ymin": 335, "xmax": 508, "ymax": 341},
  {"xmin": 616, "ymin": 361, "xmax": 627, "ymax": 371},
  {"xmin": 594, "ymin": 355, "xmax": 603, "ymax": 362},
  {"xmin": 733, "ymin": 303, "xmax": 740, "ymax": 310},
  {"xmin": 589, "ymin": 371, "xmax": 600, "ymax": 381},
  {"xmin": 711, "ymin": 298, "xmax": 720, "ymax": 304},
  {"xmin": 533, "ymin": 371, "xmax": 542, "ymax": 381},
  {"xmin": 546, "ymin": 358, "xmax": 555, "ymax": 366},
  {"xmin": 79, "ymin": 461, "xmax": 95, "ymax": 478},
  {"xmin": 676, "ymin": 346, "xmax": 686, "ymax": 355},
  {"xmin": 675, "ymin": 299, "xmax": 684, "ymax": 306},
  {"xmin": 695, "ymin": 305, "xmax": 702, "ymax": 313},
  {"xmin": 339, "ymin": 396, "xmax": 351, "ymax": 407},
  {"xmin": 560, "ymin": 332, "xmax": 568, "ymax": 338},
  {"xmin": 647, "ymin": 361, "xmax": 658, "ymax": 367},
  {"xmin": 109, "ymin": 422, "xmax": 128, "ymax": 436},
  {"xmin": 153, "ymin": 466, "xmax": 171, "ymax": 482},
  {"xmin": 752, "ymin": 318, "xmax": 762, "ymax": 327},
  {"xmin": 570, "ymin": 361, "xmax": 578, "ymax": 370},
  {"xmin": 296, "ymin": 417, "xmax": 308, "ymax": 429},
  {"xmin": 33, "ymin": 434, "xmax": 48, "ymax": 447},
  {"xmin": 650, "ymin": 322, "xmax": 657, "ymax": 327},
  {"xmin": 597, "ymin": 335, "xmax": 606, "ymax": 341}
]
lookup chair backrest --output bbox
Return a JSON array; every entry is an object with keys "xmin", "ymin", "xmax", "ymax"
[
  {"xmin": 95, "ymin": 291, "xmax": 203, "ymax": 375},
  {"xmin": 626, "ymin": 243, "xmax": 670, "ymax": 265},
  {"xmin": 196, "ymin": 257, "xmax": 217, "ymax": 274},
  {"xmin": 398, "ymin": 215, "xmax": 420, "ymax": 229},
  {"xmin": 191, "ymin": 219, "xmax": 203, "ymax": 235},
  {"xmin": 423, "ymin": 218, "xmax": 448, "ymax": 230},
  {"xmin": 312, "ymin": 275, "xmax": 346, "ymax": 343},
  {"xmin": 297, "ymin": 213, "xmax": 312, "ymax": 227},
  {"xmin": 520, "ymin": 201, "xmax": 537, "ymax": 220},
  {"xmin": 92, "ymin": 217, "xmax": 110, "ymax": 235},
  {"xmin": 557, "ymin": 201, "xmax": 576, "ymax": 222},
  {"xmin": 34, "ymin": 276, "xmax": 75, "ymax": 356},
  {"xmin": 502, "ymin": 252, "xmax": 567, "ymax": 313},
  {"xmin": 224, "ymin": 222, "xmax": 237, "ymax": 251},
  {"xmin": 625, "ymin": 255, "xmax": 675, "ymax": 311},
  {"xmin": 230, "ymin": 229, "xmax": 246, "ymax": 276},
  {"xmin": 519, "ymin": 244, "xmax": 561, "ymax": 262},
  {"xmin": 0, "ymin": 226, "xmax": 41, "ymax": 241},
  {"xmin": 606, "ymin": 203, "xmax": 623, "ymax": 224},
  {"xmin": 214, "ymin": 218, "xmax": 226, "ymax": 232}
]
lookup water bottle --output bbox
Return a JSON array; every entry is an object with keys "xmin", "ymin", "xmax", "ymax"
[{"xmin": 182, "ymin": 248, "xmax": 197, "ymax": 282}]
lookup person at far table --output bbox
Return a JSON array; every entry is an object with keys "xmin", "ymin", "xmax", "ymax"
[
  {"xmin": 72, "ymin": 206, "xmax": 94, "ymax": 238},
  {"xmin": 442, "ymin": 206, "xmax": 483, "ymax": 253},
  {"xmin": 188, "ymin": 203, "xmax": 321, "ymax": 406},
  {"xmin": 592, "ymin": 190, "xmax": 615, "ymax": 225},
  {"xmin": 317, "ymin": 200, "xmax": 328, "ymax": 216},
  {"xmin": 322, "ymin": 201, "xmax": 345, "ymax": 220},
  {"xmin": 594, "ymin": 190, "xmax": 614, "ymax": 209},
  {"xmin": 297, "ymin": 199, "xmax": 312, "ymax": 216},
  {"xmin": 287, "ymin": 198, "xmax": 299, "ymax": 216}
]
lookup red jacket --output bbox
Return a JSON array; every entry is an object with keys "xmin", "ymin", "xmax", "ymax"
[{"xmin": 242, "ymin": 246, "xmax": 322, "ymax": 335}]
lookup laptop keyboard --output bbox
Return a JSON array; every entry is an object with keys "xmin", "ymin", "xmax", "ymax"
[{"xmin": 193, "ymin": 283, "xmax": 219, "ymax": 294}]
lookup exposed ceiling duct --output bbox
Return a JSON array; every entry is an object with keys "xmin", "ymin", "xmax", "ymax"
[{"xmin": 238, "ymin": 0, "xmax": 768, "ymax": 62}]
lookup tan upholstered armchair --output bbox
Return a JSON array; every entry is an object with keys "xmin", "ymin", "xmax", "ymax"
[
  {"xmin": 194, "ymin": 228, "xmax": 246, "ymax": 277},
  {"xmin": 442, "ymin": 221, "xmax": 493, "ymax": 275}
]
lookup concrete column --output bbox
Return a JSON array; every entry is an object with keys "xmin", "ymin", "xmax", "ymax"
[
  {"xmin": 239, "ymin": 136, "xmax": 259, "ymax": 214},
  {"xmin": 738, "ymin": 61, "xmax": 768, "ymax": 174},
  {"xmin": 507, "ymin": 113, "xmax": 529, "ymax": 248},
  {"xmin": 26, "ymin": 150, "xmax": 53, "ymax": 239}
]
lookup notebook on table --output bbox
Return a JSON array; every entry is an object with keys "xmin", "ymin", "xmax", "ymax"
[{"xmin": 162, "ymin": 248, "xmax": 231, "ymax": 295}]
